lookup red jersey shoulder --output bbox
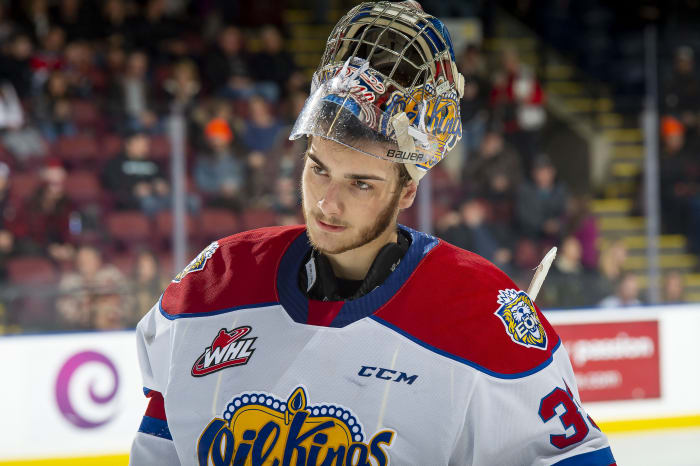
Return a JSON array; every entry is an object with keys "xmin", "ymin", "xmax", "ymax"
[
  {"xmin": 375, "ymin": 240, "xmax": 560, "ymax": 377},
  {"xmin": 160, "ymin": 225, "xmax": 305, "ymax": 317}
]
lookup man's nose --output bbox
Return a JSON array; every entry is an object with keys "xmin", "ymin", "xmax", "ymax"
[{"xmin": 317, "ymin": 182, "xmax": 342, "ymax": 217}]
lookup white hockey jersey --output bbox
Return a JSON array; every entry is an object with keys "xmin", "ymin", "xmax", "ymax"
[{"xmin": 130, "ymin": 225, "xmax": 615, "ymax": 466}]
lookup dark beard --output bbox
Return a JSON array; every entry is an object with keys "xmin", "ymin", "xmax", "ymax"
[{"xmin": 302, "ymin": 185, "xmax": 403, "ymax": 255}]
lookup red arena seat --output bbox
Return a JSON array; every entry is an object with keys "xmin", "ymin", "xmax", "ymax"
[{"xmin": 7, "ymin": 257, "xmax": 58, "ymax": 285}]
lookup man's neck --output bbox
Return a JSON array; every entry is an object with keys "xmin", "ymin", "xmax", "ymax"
[{"xmin": 324, "ymin": 228, "xmax": 399, "ymax": 281}]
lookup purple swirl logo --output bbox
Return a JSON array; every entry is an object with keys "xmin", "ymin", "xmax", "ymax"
[{"xmin": 55, "ymin": 350, "xmax": 120, "ymax": 429}]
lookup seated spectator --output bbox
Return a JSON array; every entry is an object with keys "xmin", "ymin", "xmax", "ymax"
[
  {"xmin": 34, "ymin": 70, "xmax": 77, "ymax": 141},
  {"xmin": 102, "ymin": 130, "xmax": 170, "ymax": 215},
  {"xmin": 659, "ymin": 116, "xmax": 695, "ymax": 237},
  {"xmin": 663, "ymin": 46, "xmax": 700, "ymax": 130},
  {"xmin": 490, "ymin": 47, "xmax": 545, "ymax": 172},
  {"xmin": 596, "ymin": 237, "xmax": 628, "ymax": 301},
  {"xmin": 565, "ymin": 195, "xmax": 599, "ymax": 270},
  {"xmin": 241, "ymin": 95, "xmax": 285, "ymax": 199},
  {"xmin": 543, "ymin": 235, "xmax": 599, "ymax": 309},
  {"xmin": 56, "ymin": 244, "xmax": 126, "ymax": 330},
  {"xmin": 206, "ymin": 25, "xmax": 254, "ymax": 100},
  {"xmin": 663, "ymin": 271, "xmax": 686, "ymax": 304},
  {"xmin": 515, "ymin": 154, "xmax": 568, "ymax": 242},
  {"xmin": 130, "ymin": 249, "xmax": 164, "ymax": 326},
  {"xmin": 194, "ymin": 118, "xmax": 244, "ymax": 210},
  {"xmin": 599, "ymin": 272, "xmax": 643, "ymax": 308},
  {"xmin": 248, "ymin": 25, "xmax": 300, "ymax": 101},
  {"xmin": 107, "ymin": 50, "xmax": 159, "ymax": 133},
  {"xmin": 163, "ymin": 59, "xmax": 201, "ymax": 113},
  {"xmin": 462, "ymin": 129, "xmax": 522, "ymax": 223},
  {"xmin": 440, "ymin": 198, "xmax": 513, "ymax": 271},
  {"xmin": 0, "ymin": 32, "xmax": 34, "ymax": 99},
  {"xmin": 458, "ymin": 44, "xmax": 490, "ymax": 158},
  {"xmin": 14, "ymin": 158, "xmax": 75, "ymax": 263},
  {"xmin": 241, "ymin": 95, "xmax": 284, "ymax": 153}
]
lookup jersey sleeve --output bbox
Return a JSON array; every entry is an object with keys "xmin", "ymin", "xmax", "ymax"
[
  {"xmin": 450, "ymin": 344, "xmax": 616, "ymax": 466},
  {"xmin": 129, "ymin": 302, "xmax": 180, "ymax": 466}
]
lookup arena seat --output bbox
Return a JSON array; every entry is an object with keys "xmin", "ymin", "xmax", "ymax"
[
  {"xmin": 242, "ymin": 207, "xmax": 277, "ymax": 230},
  {"xmin": 7, "ymin": 257, "xmax": 58, "ymax": 285},
  {"xmin": 106, "ymin": 211, "xmax": 152, "ymax": 245},
  {"xmin": 200, "ymin": 208, "xmax": 240, "ymax": 241},
  {"xmin": 64, "ymin": 170, "xmax": 102, "ymax": 204}
]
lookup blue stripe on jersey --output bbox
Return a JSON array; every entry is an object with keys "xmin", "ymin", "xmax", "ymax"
[
  {"xmin": 370, "ymin": 314, "xmax": 562, "ymax": 379},
  {"xmin": 276, "ymin": 224, "xmax": 439, "ymax": 327},
  {"xmin": 159, "ymin": 298, "xmax": 279, "ymax": 320},
  {"xmin": 138, "ymin": 415, "xmax": 173, "ymax": 440},
  {"xmin": 551, "ymin": 447, "xmax": 616, "ymax": 466}
]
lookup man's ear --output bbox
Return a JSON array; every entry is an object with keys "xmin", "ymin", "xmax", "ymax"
[{"xmin": 398, "ymin": 180, "xmax": 418, "ymax": 210}]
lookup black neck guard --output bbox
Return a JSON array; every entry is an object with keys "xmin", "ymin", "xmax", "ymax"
[{"xmin": 299, "ymin": 229, "xmax": 411, "ymax": 301}]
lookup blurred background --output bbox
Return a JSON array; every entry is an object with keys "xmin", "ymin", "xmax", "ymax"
[{"xmin": 0, "ymin": 0, "xmax": 698, "ymax": 464}]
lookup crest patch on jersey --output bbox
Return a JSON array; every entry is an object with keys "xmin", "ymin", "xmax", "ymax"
[
  {"xmin": 494, "ymin": 289, "xmax": 548, "ymax": 350},
  {"xmin": 191, "ymin": 326, "xmax": 256, "ymax": 377},
  {"xmin": 172, "ymin": 241, "xmax": 218, "ymax": 283},
  {"xmin": 197, "ymin": 386, "xmax": 395, "ymax": 465}
]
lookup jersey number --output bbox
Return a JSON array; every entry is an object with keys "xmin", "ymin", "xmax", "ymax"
[{"xmin": 538, "ymin": 386, "xmax": 590, "ymax": 449}]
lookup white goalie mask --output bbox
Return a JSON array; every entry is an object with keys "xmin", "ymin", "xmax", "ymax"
[{"xmin": 289, "ymin": 1, "xmax": 464, "ymax": 183}]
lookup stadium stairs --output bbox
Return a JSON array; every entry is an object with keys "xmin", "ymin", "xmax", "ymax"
[{"xmin": 490, "ymin": 9, "xmax": 700, "ymax": 303}]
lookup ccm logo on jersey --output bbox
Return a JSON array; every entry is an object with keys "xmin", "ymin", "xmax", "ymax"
[
  {"xmin": 494, "ymin": 289, "xmax": 548, "ymax": 350},
  {"xmin": 198, "ymin": 386, "xmax": 395, "ymax": 466},
  {"xmin": 191, "ymin": 326, "xmax": 256, "ymax": 377}
]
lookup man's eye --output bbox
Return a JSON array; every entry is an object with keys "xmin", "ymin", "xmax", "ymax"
[
  {"xmin": 311, "ymin": 165, "xmax": 327, "ymax": 175},
  {"xmin": 354, "ymin": 180, "xmax": 372, "ymax": 191}
]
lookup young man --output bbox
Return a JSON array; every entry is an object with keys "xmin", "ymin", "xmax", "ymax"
[{"xmin": 130, "ymin": 2, "xmax": 615, "ymax": 465}]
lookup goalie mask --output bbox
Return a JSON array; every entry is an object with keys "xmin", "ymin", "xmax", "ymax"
[{"xmin": 289, "ymin": 0, "xmax": 464, "ymax": 183}]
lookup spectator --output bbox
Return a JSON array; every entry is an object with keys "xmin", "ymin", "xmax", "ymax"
[
  {"xmin": 34, "ymin": 70, "xmax": 78, "ymax": 141},
  {"xmin": 163, "ymin": 59, "xmax": 200, "ymax": 113},
  {"xmin": 659, "ymin": 116, "xmax": 694, "ymax": 236},
  {"xmin": 0, "ymin": 118, "xmax": 46, "ymax": 164},
  {"xmin": 107, "ymin": 50, "xmax": 158, "ymax": 133},
  {"xmin": 662, "ymin": 271, "xmax": 686, "ymax": 304},
  {"xmin": 440, "ymin": 198, "xmax": 513, "ymax": 271},
  {"xmin": 543, "ymin": 235, "xmax": 598, "ymax": 308},
  {"xmin": 205, "ymin": 25, "xmax": 254, "ymax": 99},
  {"xmin": 0, "ymin": 32, "xmax": 34, "ymax": 99},
  {"xmin": 515, "ymin": 154, "xmax": 568, "ymax": 241},
  {"xmin": 565, "ymin": 195, "xmax": 599, "ymax": 270},
  {"xmin": 458, "ymin": 45, "xmax": 490, "ymax": 158},
  {"xmin": 248, "ymin": 25, "xmax": 299, "ymax": 101},
  {"xmin": 599, "ymin": 272, "xmax": 643, "ymax": 308},
  {"xmin": 14, "ymin": 159, "xmax": 75, "ymax": 263},
  {"xmin": 194, "ymin": 118, "xmax": 244, "ymax": 210},
  {"xmin": 241, "ymin": 95, "xmax": 284, "ymax": 153},
  {"xmin": 596, "ymin": 237, "xmax": 628, "ymax": 299},
  {"xmin": 30, "ymin": 26, "xmax": 66, "ymax": 88},
  {"xmin": 462, "ymin": 129, "xmax": 522, "ymax": 222},
  {"xmin": 242, "ymin": 95, "xmax": 285, "ymax": 199},
  {"xmin": 56, "ymin": 244, "xmax": 126, "ymax": 329},
  {"xmin": 663, "ymin": 46, "xmax": 700, "ymax": 131},
  {"xmin": 101, "ymin": 0, "xmax": 131, "ymax": 48},
  {"xmin": 130, "ymin": 250, "xmax": 164, "ymax": 325},
  {"xmin": 490, "ymin": 47, "xmax": 545, "ymax": 172},
  {"xmin": 102, "ymin": 130, "xmax": 169, "ymax": 214}
]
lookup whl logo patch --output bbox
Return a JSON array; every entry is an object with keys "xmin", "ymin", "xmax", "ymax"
[{"xmin": 192, "ymin": 326, "xmax": 256, "ymax": 377}]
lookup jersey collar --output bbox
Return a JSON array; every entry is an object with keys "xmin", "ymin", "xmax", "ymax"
[{"xmin": 276, "ymin": 224, "xmax": 439, "ymax": 327}]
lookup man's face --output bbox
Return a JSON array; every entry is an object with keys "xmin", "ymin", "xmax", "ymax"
[{"xmin": 301, "ymin": 137, "xmax": 414, "ymax": 255}]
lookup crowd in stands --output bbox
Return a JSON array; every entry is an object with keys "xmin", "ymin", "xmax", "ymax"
[{"xmin": 0, "ymin": 0, "xmax": 689, "ymax": 333}]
